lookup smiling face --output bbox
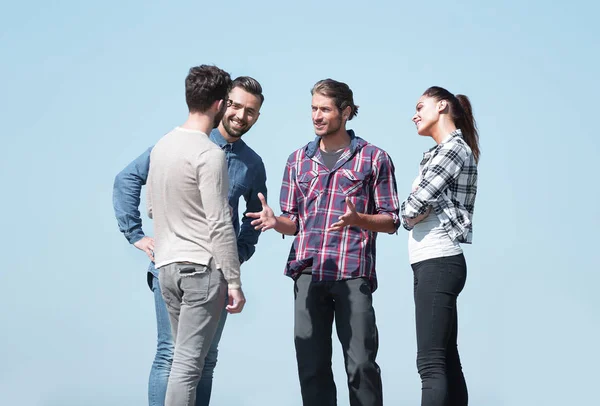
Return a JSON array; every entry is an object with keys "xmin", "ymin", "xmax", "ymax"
[
  {"xmin": 412, "ymin": 95, "xmax": 444, "ymax": 136},
  {"xmin": 221, "ymin": 86, "xmax": 262, "ymax": 138},
  {"xmin": 311, "ymin": 93, "xmax": 346, "ymax": 137}
]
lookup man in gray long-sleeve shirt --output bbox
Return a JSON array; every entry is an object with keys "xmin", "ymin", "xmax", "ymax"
[{"xmin": 146, "ymin": 64, "xmax": 244, "ymax": 406}]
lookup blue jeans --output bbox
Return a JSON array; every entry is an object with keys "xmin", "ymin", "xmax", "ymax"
[{"xmin": 148, "ymin": 273, "xmax": 228, "ymax": 406}]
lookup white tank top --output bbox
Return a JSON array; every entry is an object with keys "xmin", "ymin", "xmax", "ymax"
[{"xmin": 408, "ymin": 176, "xmax": 462, "ymax": 264}]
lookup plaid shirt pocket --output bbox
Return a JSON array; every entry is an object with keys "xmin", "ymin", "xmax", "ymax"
[
  {"xmin": 297, "ymin": 170, "xmax": 319, "ymax": 199},
  {"xmin": 338, "ymin": 169, "xmax": 366, "ymax": 196}
]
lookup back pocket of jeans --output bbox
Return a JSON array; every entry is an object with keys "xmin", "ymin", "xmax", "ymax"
[{"xmin": 179, "ymin": 265, "xmax": 211, "ymax": 304}]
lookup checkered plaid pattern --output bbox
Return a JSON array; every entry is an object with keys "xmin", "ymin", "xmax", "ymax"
[
  {"xmin": 279, "ymin": 131, "xmax": 400, "ymax": 290},
  {"xmin": 401, "ymin": 130, "xmax": 478, "ymax": 243}
]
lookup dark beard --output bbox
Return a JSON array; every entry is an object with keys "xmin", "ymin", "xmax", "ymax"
[{"xmin": 222, "ymin": 117, "xmax": 247, "ymax": 138}]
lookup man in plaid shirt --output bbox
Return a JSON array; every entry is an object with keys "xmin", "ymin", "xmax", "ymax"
[{"xmin": 248, "ymin": 79, "xmax": 400, "ymax": 406}]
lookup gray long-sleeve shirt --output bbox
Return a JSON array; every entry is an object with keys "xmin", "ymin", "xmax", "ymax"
[{"xmin": 147, "ymin": 127, "xmax": 241, "ymax": 288}]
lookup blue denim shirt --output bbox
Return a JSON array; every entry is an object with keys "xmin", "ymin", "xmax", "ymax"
[{"xmin": 113, "ymin": 128, "xmax": 267, "ymax": 277}]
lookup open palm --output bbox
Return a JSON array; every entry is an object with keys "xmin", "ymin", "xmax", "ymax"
[{"xmin": 247, "ymin": 193, "xmax": 277, "ymax": 232}]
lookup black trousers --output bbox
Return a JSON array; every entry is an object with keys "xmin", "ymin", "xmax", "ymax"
[
  {"xmin": 412, "ymin": 253, "xmax": 468, "ymax": 406},
  {"xmin": 293, "ymin": 275, "xmax": 383, "ymax": 406}
]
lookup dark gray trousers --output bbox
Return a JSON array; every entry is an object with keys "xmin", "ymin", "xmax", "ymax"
[{"xmin": 294, "ymin": 275, "xmax": 383, "ymax": 406}]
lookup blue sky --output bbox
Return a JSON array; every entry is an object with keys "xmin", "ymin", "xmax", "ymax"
[{"xmin": 1, "ymin": 1, "xmax": 598, "ymax": 405}]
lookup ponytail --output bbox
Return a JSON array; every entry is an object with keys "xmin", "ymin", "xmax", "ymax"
[
  {"xmin": 455, "ymin": 94, "xmax": 480, "ymax": 163},
  {"xmin": 422, "ymin": 86, "xmax": 481, "ymax": 163}
]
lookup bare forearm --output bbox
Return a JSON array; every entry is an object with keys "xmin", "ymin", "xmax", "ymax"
[
  {"xmin": 275, "ymin": 216, "xmax": 297, "ymax": 235},
  {"xmin": 355, "ymin": 213, "xmax": 396, "ymax": 233}
]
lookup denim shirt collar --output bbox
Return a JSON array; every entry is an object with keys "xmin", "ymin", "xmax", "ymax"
[
  {"xmin": 305, "ymin": 129, "xmax": 364, "ymax": 158},
  {"xmin": 210, "ymin": 128, "xmax": 246, "ymax": 152}
]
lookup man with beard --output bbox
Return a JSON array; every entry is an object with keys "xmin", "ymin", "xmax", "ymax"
[
  {"xmin": 113, "ymin": 72, "xmax": 267, "ymax": 406},
  {"xmin": 248, "ymin": 79, "xmax": 400, "ymax": 406}
]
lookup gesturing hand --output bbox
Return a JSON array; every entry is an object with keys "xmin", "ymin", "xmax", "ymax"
[
  {"xmin": 327, "ymin": 197, "xmax": 360, "ymax": 231},
  {"xmin": 246, "ymin": 193, "xmax": 277, "ymax": 232},
  {"xmin": 133, "ymin": 236, "xmax": 155, "ymax": 261}
]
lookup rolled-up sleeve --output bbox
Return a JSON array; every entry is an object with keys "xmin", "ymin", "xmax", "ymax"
[
  {"xmin": 372, "ymin": 151, "xmax": 401, "ymax": 232},
  {"xmin": 279, "ymin": 154, "xmax": 300, "ymax": 233},
  {"xmin": 401, "ymin": 142, "xmax": 467, "ymax": 230}
]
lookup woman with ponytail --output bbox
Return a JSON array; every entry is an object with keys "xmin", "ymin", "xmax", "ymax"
[{"xmin": 401, "ymin": 86, "xmax": 480, "ymax": 406}]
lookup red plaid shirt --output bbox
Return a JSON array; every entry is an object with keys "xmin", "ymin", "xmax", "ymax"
[{"xmin": 279, "ymin": 131, "xmax": 400, "ymax": 291}]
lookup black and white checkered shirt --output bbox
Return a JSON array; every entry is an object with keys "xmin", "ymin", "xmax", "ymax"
[{"xmin": 401, "ymin": 129, "xmax": 478, "ymax": 243}]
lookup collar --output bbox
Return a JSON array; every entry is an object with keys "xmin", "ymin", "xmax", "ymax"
[
  {"xmin": 305, "ymin": 129, "xmax": 364, "ymax": 158},
  {"xmin": 210, "ymin": 128, "xmax": 245, "ymax": 152},
  {"xmin": 425, "ymin": 129, "xmax": 463, "ymax": 155},
  {"xmin": 441, "ymin": 129, "xmax": 462, "ymax": 144}
]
